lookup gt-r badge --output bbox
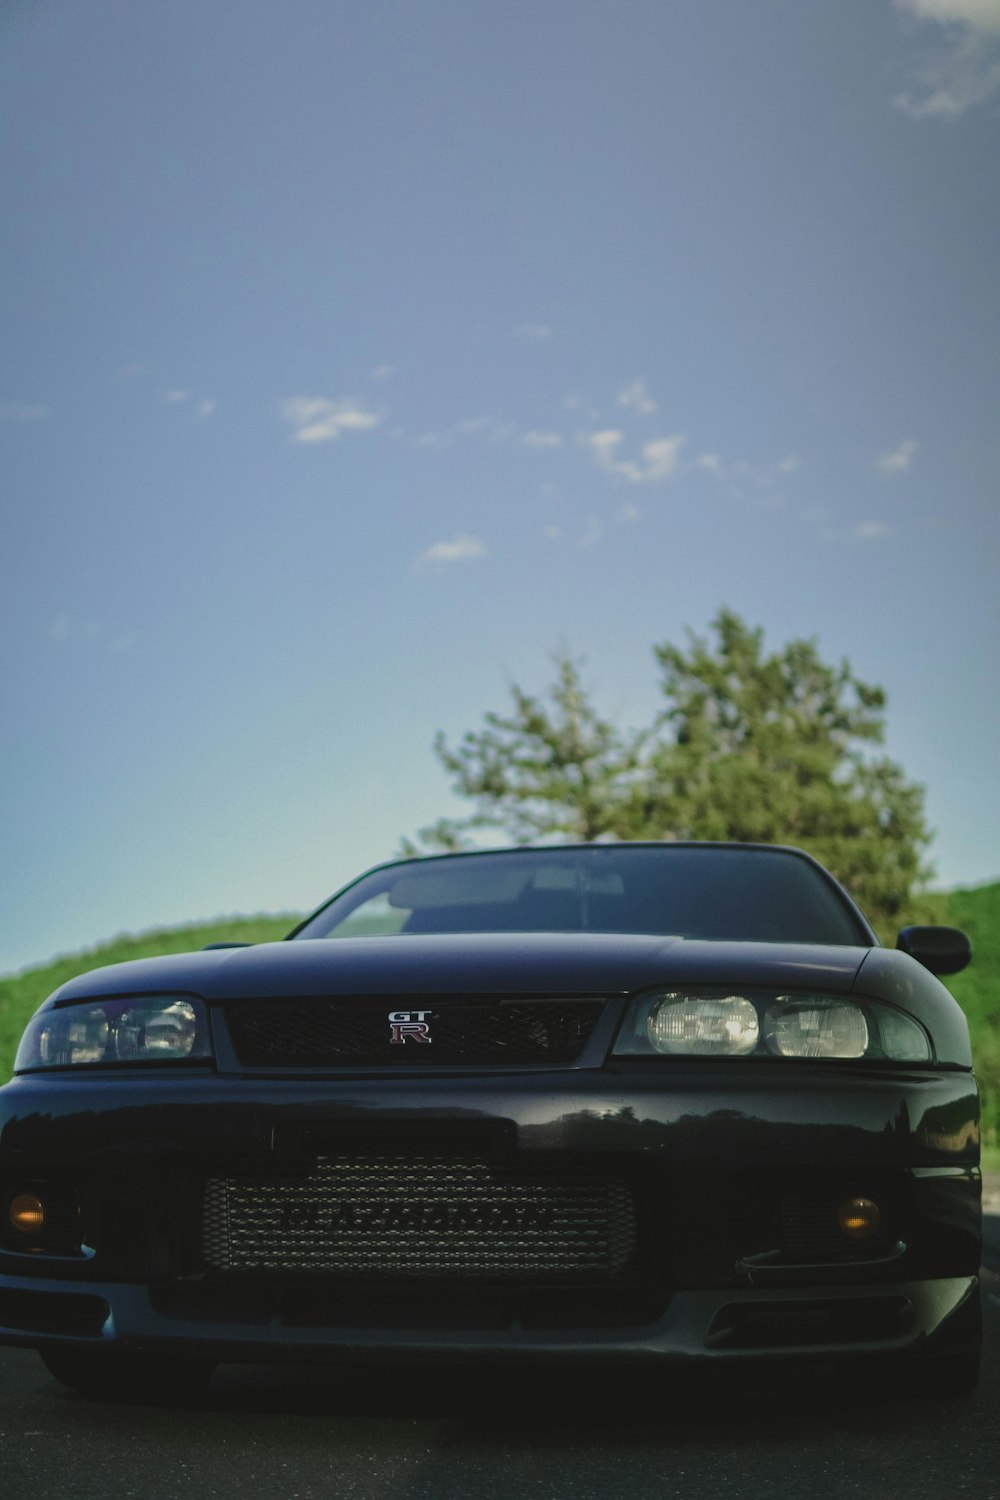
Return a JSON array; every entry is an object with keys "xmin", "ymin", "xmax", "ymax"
[{"xmin": 388, "ymin": 1009, "xmax": 433, "ymax": 1043}]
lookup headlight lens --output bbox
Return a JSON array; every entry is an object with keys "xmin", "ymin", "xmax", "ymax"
[
  {"xmin": 646, "ymin": 994, "xmax": 760, "ymax": 1056},
  {"xmin": 15, "ymin": 995, "xmax": 211, "ymax": 1071},
  {"xmin": 762, "ymin": 999, "xmax": 868, "ymax": 1059},
  {"xmin": 614, "ymin": 989, "xmax": 931, "ymax": 1062}
]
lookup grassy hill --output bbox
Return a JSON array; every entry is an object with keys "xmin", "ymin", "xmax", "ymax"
[
  {"xmin": 923, "ymin": 882, "xmax": 1000, "ymax": 1156},
  {"xmin": 2, "ymin": 888, "xmax": 998, "ymax": 1151}
]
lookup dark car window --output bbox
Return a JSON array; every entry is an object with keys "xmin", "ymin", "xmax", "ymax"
[{"xmin": 293, "ymin": 846, "xmax": 869, "ymax": 946}]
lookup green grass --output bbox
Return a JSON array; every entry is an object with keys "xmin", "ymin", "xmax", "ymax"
[
  {"xmin": 2, "ymin": 886, "xmax": 998, "ymax": 1148},
  {"xmin": 928, "ymin": 882, "xmax": 1000, "ymax": 1150}
]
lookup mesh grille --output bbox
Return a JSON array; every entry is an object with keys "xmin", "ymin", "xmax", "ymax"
[
  {"xmin": 224, "ymin": 997, "xmax": 606, "ymax": 1067},
  {"xmin": 202, "ymin": 1154, "xmax": 636, "ymax": 1280}
]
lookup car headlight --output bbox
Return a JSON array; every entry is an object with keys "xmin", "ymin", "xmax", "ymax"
[
  {"xmin": 762, "ymin": 998, "xmax": 868, "ymax": 1058},
  {"xmin": 613, "ymin": 989, "xmax": 931, "ymax": 1062},
  {"xmin": 14, "ymin": 995, "xmax": 212, "ymax": 1071},
  {"xmin": 645, "ymin": 993, "xmax": 760, "ymax": 1056}
]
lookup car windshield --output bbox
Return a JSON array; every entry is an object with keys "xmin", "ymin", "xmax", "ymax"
[{"xmin": 292, "ymin": 845, "xmax": 869, "ymax": 946}]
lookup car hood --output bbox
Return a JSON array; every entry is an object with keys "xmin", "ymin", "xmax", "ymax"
[{"xmin": 48, "ymin": 932, "xmax": 870, "ymax": 1005}]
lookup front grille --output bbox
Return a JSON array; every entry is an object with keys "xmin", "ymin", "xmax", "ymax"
[
  {"xmin": 202, "ymin": 1154, "xmax": 636, "ymax": 1281},
  {"xmin": 224, "ymin": 997, "xmax": 606, "ymax": 1068}
]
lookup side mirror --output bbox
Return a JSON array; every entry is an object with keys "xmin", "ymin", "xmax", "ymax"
[
  {"xmin": 896, "ymin": 925, "xmax": 971, "ymax": 976},
  {"xmin": 202, "ymin": 941, "xmax": 253, "ymax": 950}
]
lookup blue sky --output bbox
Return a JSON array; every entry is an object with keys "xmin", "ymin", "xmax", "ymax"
[{"xmin": 2, "ymin": 0, "xmax": 998, "ymax": 973}]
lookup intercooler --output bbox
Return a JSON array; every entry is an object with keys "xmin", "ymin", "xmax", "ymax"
[{"xmin": 202, "ymin": 1154, "xmax": 637, "ymax": 1281}]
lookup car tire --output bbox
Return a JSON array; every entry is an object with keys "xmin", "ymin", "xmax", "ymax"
[{"xmin": 40, "ymin": 1347, "xmax": 217, "ymax": 1400}]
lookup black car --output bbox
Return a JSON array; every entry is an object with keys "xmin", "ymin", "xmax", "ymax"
[{"xmin": 0, "ymin": 842, "xmax": 980, "ymax": 1398}]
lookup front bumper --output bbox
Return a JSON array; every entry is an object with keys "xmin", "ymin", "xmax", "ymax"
[
  {"xmin": 0, "ymin": 1065, "xmax": 981, "ymax": 1365},
  {"xmin": 0, "ymin": 1268, "xmax": 979, "ymax": 1365}
]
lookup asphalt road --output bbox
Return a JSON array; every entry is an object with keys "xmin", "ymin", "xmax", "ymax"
[{"xmin": 1, "ymin": 1221, "xmax": 998, "ymax": 1500}]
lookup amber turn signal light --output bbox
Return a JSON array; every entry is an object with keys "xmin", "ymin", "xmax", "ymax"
[
  {"xmin": 8, "ymin": 1193, "xmax": 46, "ymax": 1236},
  {"xmin": 838, "ymin": 1196, "xmax": 881, "ymax": 1241}
]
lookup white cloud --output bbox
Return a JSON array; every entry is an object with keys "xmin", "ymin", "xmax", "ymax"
[
  {"xmin": 416, "ymin": 416, "xmax": 517, "ymax": 449},
  {"xmin": 564, "ymin": 394, "xmax": 601, "ymax": 420},
  {"xmin": 521, "ymin": 430, "xmax": 562, "ymax": 448},
  {"xmin": 586, "ymin": 428, "xmax": 626, "ymax": 467},
  {"xmin": 617, "ymin": 502, "xmax": 642, "ymax": 523},
  {"xmin": 513, "ymin": 322, "xmax": 552, "ymax": 340},
  {"xmin": 544, "ymin": 524, "xmax": 562, "ymax": 541},
  {"xmin": 48, "ymin": 613, "xmax": 134, "ymax": 652},
  {"xmin": 584, "ymin": 429, "xmax": 685, "ymax": 484},
  {"xmin": 281, "ymin": 397, "xmax": 382, "ymax": 444},
  {"xmin": 615, "ymin": 380, "xmax": 657, "ymax": 416},
  {"xmin": 577, "ymin": 519, "xmax": 604, "ymax": 548},
  {"xmin": 372, "ymin": 364, "xmax": 396, "ymax": 380},
  {"xmin": 640, "ymin": 437, "xmax": 684, "ymax": 481},
  {"xmin": 417, "ymin": 534, "xmax": 487, "ymax": 567},
  {"xmin": 895, "ymin": 39, "xmax": 1000, "ymax": 114},
  {"xmin": 457, "ymin": 416, "xmax": 515, "ymax": 444},
  {"xmin": 856, "ymin": 521, "xmax": 892, "ymax": 539},
  {"xmin": 695, "ymin": 450, "xmax": 801, "ymax": 493},
  {"xmin": 896, "ymin": 0, "xmax": 1000, "ymax": 29},
  {"xmin": 894, "ymin": 0, "xmax": 1000, "ymax": 115},
  {"xmin": 164, "ymin": 387, "xmax": 218, "ymax": 415},
  {"xmin": 0, "ymin": 402, "xmax": 50, "ymax": 423},
  {"xmin": 876, "ymin": 438, "xmax": 918, "ymax": 473}
]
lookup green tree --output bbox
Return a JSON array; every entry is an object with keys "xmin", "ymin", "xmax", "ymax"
[
  {"xmin": 404, "ymin": 654, "xmax": 645, "ymax": 852},
  {"xmin": 410, "ymin": 610, "xmax": 932, "ymax": 936},
  {"xmin": 621, "ymin": 611, "xmax": 932, "ymax": 931}
]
